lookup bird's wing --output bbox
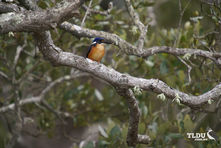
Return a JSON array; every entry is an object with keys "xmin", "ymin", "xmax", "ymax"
[{"xmin": 86, "ymin": 43, "xmax": 97, "ymax": 58}]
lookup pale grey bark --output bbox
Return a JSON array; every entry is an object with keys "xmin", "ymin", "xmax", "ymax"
[
  {"xmin": 0, "ymin": 0, "xmax": 84, "ymax": 33},
  {"xmin": 1, "ymin": 0, "xmax": 221, "ymax": 147}
]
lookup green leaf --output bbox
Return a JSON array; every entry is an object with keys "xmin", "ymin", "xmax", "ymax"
[
  {"xmin": 160, "ymin": 61, "xmax": 168, "ymax": 74},
  {"xmin": 177, "ymin": 70, "xmax": 185, "ymax": 82},
  {"xmin": 183, "ymin": 114, "xmax": 194, "ymax": 131},
  {"xmin": 167, "ymin": 133, "xmax": 183, "ymax": 139},
  {"xmin": 110, "ymin": 125, "xmax": 121, "ymax": 138},
  {"xmin": 97, "ymin": 140, "xmax": 110, "ymax": 147},
  {"xmin": 83, "ymin": 141, "xmax": 94, "ymax": 148}
]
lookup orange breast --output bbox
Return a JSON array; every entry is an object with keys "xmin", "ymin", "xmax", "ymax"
[{"xmin": 88, "ymin": 44, "xmax": 105, "ymax": 62}]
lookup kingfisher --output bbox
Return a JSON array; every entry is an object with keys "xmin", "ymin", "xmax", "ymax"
[{"xmin": 86, "ymin": 37, "xmax": 111, "ymax": 62}]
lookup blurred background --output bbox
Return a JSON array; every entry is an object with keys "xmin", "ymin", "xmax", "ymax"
[{"xmin": 0, "ymin": 0, "xmax": 221, "ymax": 147}]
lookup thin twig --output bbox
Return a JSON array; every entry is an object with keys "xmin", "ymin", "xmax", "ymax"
[
  {"xmin": 0, "ymin": 73, "xmax": 89, "ymax": 113},
  {"xmin": 124, "ymin": 0, "xmax": 148, "ymax": 52},
  {"xmin": 177, "ymin": 56, "xmax": 192, "ymax": 85},
  {"xmin": 81, "ymin": 0, "xmax": 93, "ymax": 27},
  {"xmin": 174, "ymin": 0, "xmax": 191, "ymax": 47},
  {"xmin": 0, "ymin": 71, "xmax": 10, "ymax": 81},
  {"xmin": 174, "ymin": 0, "xmax": 192, "ymax": 85},
  {"xmin": 82, "ymin": 4, "xmax": 112, "ymax": 16}
]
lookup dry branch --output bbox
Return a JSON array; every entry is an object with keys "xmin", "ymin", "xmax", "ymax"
[
  {"xmin": 0, "ymin": 73, "xmax": 88, "ymax": 113},
  {"xmin": 60, "ymin": 22, "xmax": 221, "ymax": 68},
  {"xmin": 0, "ymin": 2, "xmax": 24, "ymax": 13},
  {"xmin": 1, "ymin": 0, "xmax": 221, "ymax": 147},
  {"xmin": 0, "ymin": 0, "xmax": 84, "ymax": 33},
  {"xmin": 124, "ymin": 0, "xmax": 148, "ymax": 51},
  {"xmin": 117, "ymin": 88, "xmax": 150, "ymax": 146},
  {"xmin": 33, "ymin": 31, "xmax": 221, "ymax": 108}
]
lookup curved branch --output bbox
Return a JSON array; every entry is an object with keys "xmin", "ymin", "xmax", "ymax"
[
  {"xmin": 117, "ymin": 88, "xmax": 140, "ymax": 146},
  {"xmin": 34, "ymin": 31, "xmax": 221, "ymax": 108},
  {"xmin": 0, "ymin": 73, "xmax": 88, "ymax": 113},
  {"xmin": 124, "ymin": 0, "xmax": 148, "ymax": 51},
  {"xmin": 60, "ymin": 22, "xmax": 221, "ymax": 67},
  {"xmin": 117, "ymin": 88, "xmax": 150, "ymax": 146},
  {"xmin": 1, "ymin": 0, "xmax": 220, "ymax": 108},
  {"xmin": 1, "ymin": 2, "xmax": 221, "ymax": 68},
  {"xmin": 0, "ymin": 0, "xmax": 84, "ymax": 33}
]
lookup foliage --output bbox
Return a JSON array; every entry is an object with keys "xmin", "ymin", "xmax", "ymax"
[{"xmin": 0, "ymin": 0, "xmax": 221, "ymax": 148}]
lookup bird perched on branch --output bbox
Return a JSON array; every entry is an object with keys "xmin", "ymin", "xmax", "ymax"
[{"xmin": 86, "ymin": 37, "xmax": 111, "ymax": 62}]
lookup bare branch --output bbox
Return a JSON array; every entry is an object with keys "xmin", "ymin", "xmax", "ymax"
[
  {"xmin": 0, "ymin": 70, "xmax": 9, "ymax": 80},
  {"xmin": 0, "ymin": 96, "xmax": 41, "ymax": 113},
  {"xmin": 18, "ymin": 0, "xmax": 38, "ymax": 10},
  {"xmin": 81, "ymin": 0, "xmax": 93, "ymax": 27},
  {"xmin": 124, "ymin": 0, "xmax": 145, "ymax": 31},
  {"xmin": 60, "ymin": 22, "xmax": 221, "ymax": 68},
  {"xmin": 17, "ymin": 59, "xmax": 40, "ymax": 83},
  {"xmin": 40, "ymin": 100, "xmax": 64, "ymax": 122},
  {"xmin": 0, "ymin": 2, "xmax": 25, "ymax": 13},
  {"xmin": 174, "ymin": 0, "xmax": 191, "ymax": 47},
  {"xmin": 82, "ymin": 2, "xmax": 113, "ymax": 16},
  {"xmin": 1, "ymin": 3, "xmax": 221, "ymax": 68},
  {"xmin": 173, "ymin": 0, "xmax": 193, "ymax": 85},
  {"xmin": 117, "ymin": 88, "xmax": 150, "ymax": 146},
  {"xmin": 0, "ymin": 73, "xmax": 88, "ymax": 113},
  {"xmin": 124, "ymin": 0, "xmax": 148, "ymax": 51},
  {"xmin": 177, "ymin": 57, "xmax": 192, "ymax": 84},
  {"xmin": 13, "ymin": 44, "xmax": 26, "ymax": 71},
  {"xmin": 11, "ymin": 43, "xmax": 27, "ymax": 124},
  {"xmin": 0, "ymin": 0, "xmax": 85, "ymax": 33},
  {"xmin": 33, "ymin": 31, "xmax": 221, "ymax": 108}
]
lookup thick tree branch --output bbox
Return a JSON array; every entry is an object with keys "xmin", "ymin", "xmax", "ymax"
[
  {"xmin": 18, "ymin": 0, "xmax": 38, "ymax": 10},
  {"xmin": 117, "ymin": 88, "xmax": 140, "ymax": 146},
  {"xmin": 34, "ymin": 31, "xmax": 221, "ymax": 108},
  {"xmin": 117, "ymin": 88, "xmax": 150, "ymax": 146},
  {"xmin": 0, "ymin": 2, "xmax": 25, "ymax": 13},
  {"xmin": 1, "ymin": 3, "xmax": 221, "ymax": 68},
  {"xmin": 0, "ymin": 0, "xmax": 84, "ymax": 33}
]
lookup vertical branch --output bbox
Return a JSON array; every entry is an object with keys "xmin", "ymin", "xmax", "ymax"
[
  {"xmin": 174, "ymin": 0, "xmax": 192, "ymax": 85},
  {"xmin": 81, "ymin": 0, "xmax": 93, "ymax": 27},
  {"xmin": 174, "ymin": 0, "xmax": 191, "ymax": 47},
  {"xmin": 6, "ymin": 42, "xmax": 27, "ymax": 148},
  {"xmin": 12, "ymin": 43, "xmax": 26, "ymax": 123},
  {"xmin": 117, "ymin": 88, "xmax": 150, "ymax": 146},
  {"xmin": 124, "ymin": 0, "xmax": 148, "ymax": 52}
]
